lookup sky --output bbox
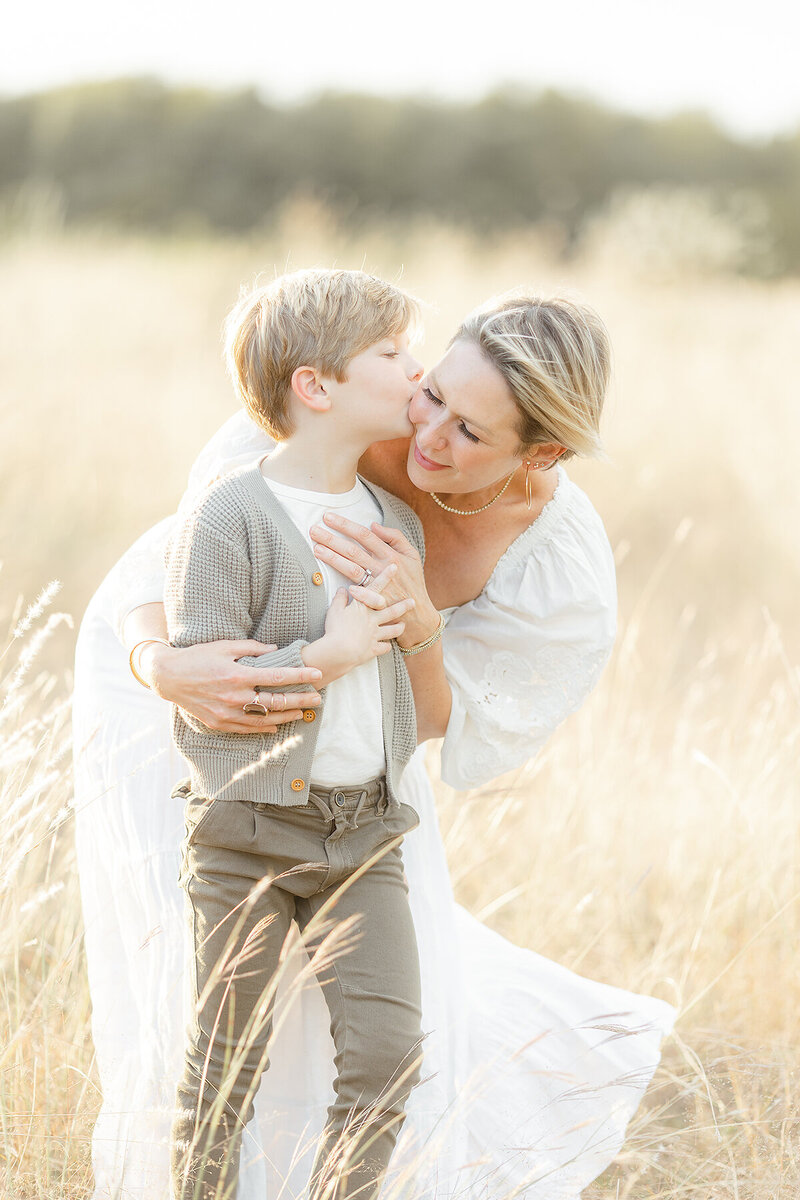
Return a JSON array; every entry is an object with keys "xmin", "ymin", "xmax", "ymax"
[{"xmin": 3, "ymin": 0, "xmax": 799, "ymax": 139}]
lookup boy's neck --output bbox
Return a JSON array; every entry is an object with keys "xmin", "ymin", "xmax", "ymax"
[{"xmin": 260, "ymin": 427, "xmax": 369, "ymax": 494}]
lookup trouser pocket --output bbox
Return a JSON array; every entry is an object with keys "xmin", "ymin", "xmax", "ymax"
[{"xmin": 174, "ymin": 781, "xmax": 219, "ymax": 885}]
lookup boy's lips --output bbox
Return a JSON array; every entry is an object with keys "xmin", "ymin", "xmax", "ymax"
[{"xmin": 413, "ymin": 442, "xmax": 448, "ymax": 471}]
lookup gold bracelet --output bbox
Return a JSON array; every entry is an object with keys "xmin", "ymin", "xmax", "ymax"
[
  {"xmin": 398, "ymin": 612, "xmax": 445, "ymax": 657},
  {"xmin": 128, "ymin": 637, "xmax": 171, "ymax": 689}
]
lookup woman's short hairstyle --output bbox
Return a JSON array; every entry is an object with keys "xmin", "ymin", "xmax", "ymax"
[
  {"xmin": 224, "ymin": 269, "xmax": 419, "ymax": 440},
  {"xmin": 452, "ymin": 293, "xmax": 611, "ymax": 461}
]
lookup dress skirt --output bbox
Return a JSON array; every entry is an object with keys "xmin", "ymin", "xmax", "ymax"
[{"xmin": 73, "ymin": 597, "xmax": 676, "ymax": 1200}]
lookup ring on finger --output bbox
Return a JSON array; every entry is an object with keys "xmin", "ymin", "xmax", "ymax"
[
  {"xmin": 358, "ymin": 568, "xmax": 374, "ymax": 587},
  {"xmin": 242, "ymin": 689, "xmax": 272, "ymax": 716}
]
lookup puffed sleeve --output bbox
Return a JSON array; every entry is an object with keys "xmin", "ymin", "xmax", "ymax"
[
  {"xmin": 439, "ymin": 474, "xmax": 617, "ymax": 790},
  {"xmin": 95, "ymin": 412, "xmax": 273, "ymax": 640}
]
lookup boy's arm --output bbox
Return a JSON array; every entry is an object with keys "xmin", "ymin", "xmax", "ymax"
[{"xmin": 165, "ymin": 514, "xmax": 312, "ymax": 732}]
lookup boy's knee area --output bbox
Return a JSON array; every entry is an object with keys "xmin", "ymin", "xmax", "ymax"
[{"xmin": 338, "ymin": 1004, "xmax": 424, "ymax": 1097}]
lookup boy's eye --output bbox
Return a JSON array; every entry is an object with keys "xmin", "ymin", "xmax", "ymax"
[{"xmin": 383, "ymin": 348, "xmax": 399, "ymax": 358}]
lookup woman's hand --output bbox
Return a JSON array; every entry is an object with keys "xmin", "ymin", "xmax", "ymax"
[
  {"xmin": 310, "ymin": 515, "xmax": 440, "ymax": 648},
  {"xmin": 302, "ymin": 564, "xmax": 415, "ymax": 682},
  {"xmin": 140, "ymin": 639, "xmax": 324, "ymax": 734}
]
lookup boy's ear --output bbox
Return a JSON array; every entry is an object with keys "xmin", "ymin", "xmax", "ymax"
[{"xmin": 291, "ymin": 365, "xmax": 331, "ymax": 414}]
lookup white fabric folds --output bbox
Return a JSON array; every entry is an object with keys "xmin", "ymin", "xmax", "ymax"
[{"xmin": 72, "ymin": 412, "xmax": 676, "ymax": 1199}]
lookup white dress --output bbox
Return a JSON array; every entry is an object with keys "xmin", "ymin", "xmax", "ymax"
[{"xmin": 72, "ymin": 413, "xmax": 676, "ymax": 1200}]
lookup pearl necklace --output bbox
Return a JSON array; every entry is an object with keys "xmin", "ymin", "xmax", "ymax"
[{"xmin": 430, "ymin": 468, "xmax": 517, "ymax": 515}]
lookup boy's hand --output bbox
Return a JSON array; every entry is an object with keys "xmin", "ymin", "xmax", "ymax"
[
  {"xmin": 302, "ymin": 564, "xmax": 415, "ymax": 683},
  {"xmin": 311, "ymin": 515, "xmax": 439, "ymax": 647}
]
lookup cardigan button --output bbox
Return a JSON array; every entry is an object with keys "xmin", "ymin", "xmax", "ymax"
[
  {"xmin": 312, "ymin": 572, "xmax": 324, "ymax": 586},
  {"xmin": 290, "ymin": 778, "xmax": 305, "ymax": 792},
  {"xmin": 302, "ymin": 709, "xmax": 316, "ymax": 723}
]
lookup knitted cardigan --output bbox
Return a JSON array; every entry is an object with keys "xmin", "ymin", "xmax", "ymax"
[{"xmin": 165, "ymin": 463, "xmax": 424, "ymax": 807}]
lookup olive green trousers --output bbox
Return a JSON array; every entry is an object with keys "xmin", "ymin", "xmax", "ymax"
[{"xmin": 170, "ymin": 777, "xmax": 423, "ymax": 1200}]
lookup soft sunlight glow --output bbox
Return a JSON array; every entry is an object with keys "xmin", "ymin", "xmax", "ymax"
[{"xmin": 3, "ymin": 0, "xmax": 799, "ymax": 138}]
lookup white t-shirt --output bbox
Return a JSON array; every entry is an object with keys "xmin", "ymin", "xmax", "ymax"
[{"xmin": 262, "ymin": 474, "xmax": 386, "ymax": 788}]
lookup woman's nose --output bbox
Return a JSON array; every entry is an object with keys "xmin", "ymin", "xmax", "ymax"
[{"xmin": 414, "ymin": 408, "xmax": 447, "ymax": 451}]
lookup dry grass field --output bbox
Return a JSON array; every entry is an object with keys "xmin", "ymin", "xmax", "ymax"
[{"xmin": 1, "ymin": 211, "xmax": 799, "ymax": 1197}]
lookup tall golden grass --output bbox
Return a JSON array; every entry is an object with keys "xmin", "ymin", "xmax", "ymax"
[{"xmin": 1, "ymin": 208, "xmax": 799, "ymax": 1197}]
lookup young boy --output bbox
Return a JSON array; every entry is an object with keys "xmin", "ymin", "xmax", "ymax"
[{"xmin": 165, "ymin": 269, "xmax": 432, "ymax": 1200}]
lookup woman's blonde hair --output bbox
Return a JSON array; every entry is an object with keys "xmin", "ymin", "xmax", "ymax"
[
  {"xmin": 225, "ymin": 269, "xmax": 419, "ymax": 440},
  {"xmin": 452, "ymin": 292, "xmax": 611, "ymax": 461}
]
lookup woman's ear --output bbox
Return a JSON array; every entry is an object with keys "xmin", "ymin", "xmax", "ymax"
[
  {"xmin": 290, "ymin": 365, "xmax": 331, "ymax": 414},
  {"xmin": 525, "ymin": 442, "xmax": 566, "ymax": 469}
]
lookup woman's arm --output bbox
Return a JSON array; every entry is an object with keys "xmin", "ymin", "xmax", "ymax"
[
  {"xmin": 309, "ymin": 513, "xmax": 452, "ymax": 742},
  {"xmin": 123, "ymin": 602, "xmax": 324, "ymax": 734},
  {"xmin": 309, "ymin": 495, "xmax": 618, "ymax": 788},
  {"xmin": 399, "ymin": 640, "xmax": 452, "ymax": 743}
]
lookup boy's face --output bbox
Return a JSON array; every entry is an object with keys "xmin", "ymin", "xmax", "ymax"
[{"xmin": 326, "ymin": 331, "xmax": 423, "ymax": 443}]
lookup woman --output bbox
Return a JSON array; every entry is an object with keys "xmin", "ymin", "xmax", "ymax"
[{"xmin": 73, "ymin": 290, "xmax": 676, "ymax": 1200}]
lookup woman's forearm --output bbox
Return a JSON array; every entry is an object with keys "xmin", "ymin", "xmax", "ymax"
[
  {"xmin": 121, "ymin": 602, "xmax": 168, "ymax": 651},
  {"xmin": 404, "ymin": 642, "xmax": 452, "ymax": 743},
  {"xmin": 121, "ymin": 602, "xmax": 173, "ymax": 693}
]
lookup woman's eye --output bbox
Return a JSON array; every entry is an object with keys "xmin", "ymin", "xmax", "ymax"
[
  {"xmin": 459, "ymin": 422, "xmax": 480, "ymax": 443},
  {"xmin": 423, "ymin": 386, "xmax": 443, "ymax": 405}
]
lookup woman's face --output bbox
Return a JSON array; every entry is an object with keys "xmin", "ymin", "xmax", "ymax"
[{"xmin": 406, "ymin": 339, "xmax": 527, "ymax": 494}]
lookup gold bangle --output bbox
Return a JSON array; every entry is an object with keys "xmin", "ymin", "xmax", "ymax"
[
  {"xmin": 128, "ymin": 637, "xmax": 171, "ymax": 690},
  {"xmin": 398, "ymin": 612, "xmax": 445, "ymax": 657}
]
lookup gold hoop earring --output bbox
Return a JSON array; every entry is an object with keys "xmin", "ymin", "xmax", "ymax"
[{"xmin": 524, "ymin": 460, "xmax": 533, "ymax": 509}]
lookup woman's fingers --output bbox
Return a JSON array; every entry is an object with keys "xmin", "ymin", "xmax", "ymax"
[
  {"xmin": 217, "ymin": 701, "xmax": 312, "ymax": 732},
  {"xmin": 264, "ymin": 709, "xmax": 305, "ymax": 725},
  {"xmin": 217, "ymin": 711, "xmax": 304, "ymax": 734},
  {"xmin": 369, "ymin": 523, "xmax": 414, "ymax": 554},
  {"xmin": 321, "ymin": 512, "xmax": 389, "ymax": 555},
  {"xmin": 310, "ymin": 523, "xmax": 375, "ymax": 578},
  {"xmin": 313, "ymin": 543, "xmax": 371, "ymax": 580},
  {"xmin": 237, "ymin": 664, "xmax": 323, "ymax": 689},
  {"xmin": 310, "ymin": 523, "xmax": 368, "ymax": 562},
  {"xmin": 254, "ymin": 690, "xmax": 323, "ymax": 708}
]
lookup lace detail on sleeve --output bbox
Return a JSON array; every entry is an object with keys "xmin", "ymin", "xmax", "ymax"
[
  {"xmin": 474, "ymin": 643, "xmax": 610, "ymax": 738},
  {"xmin": 441, "ymin": 634, "xmax": 613, "ymax": 791}
]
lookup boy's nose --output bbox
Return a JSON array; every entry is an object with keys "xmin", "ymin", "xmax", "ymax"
[{"xmin": 407, "ymin": 355, "xmax": 424, "ymax": 383}]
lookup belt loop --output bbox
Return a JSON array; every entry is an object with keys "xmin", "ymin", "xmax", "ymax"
[{"xmin": 350, "ymin": 788, "xmax": 369, "ymax": 830}]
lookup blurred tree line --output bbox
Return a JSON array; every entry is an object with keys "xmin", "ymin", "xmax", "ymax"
[{"xmin": 1, "ymin": 78, "xmax": 798, "ymax": 272}]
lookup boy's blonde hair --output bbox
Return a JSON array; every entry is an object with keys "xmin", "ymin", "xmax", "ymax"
[
  {"xmin": 453, "ymin": 293, "xmax": 611, "ymax": 461},
  {"xmin": 224, "ymin": 269, "xmax": 419, "ymax": 440}
]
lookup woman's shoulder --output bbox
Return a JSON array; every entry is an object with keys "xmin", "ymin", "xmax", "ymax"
[{"xmin": 484, "ymin": 468, "xmax": 616, "ymax": 612}]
